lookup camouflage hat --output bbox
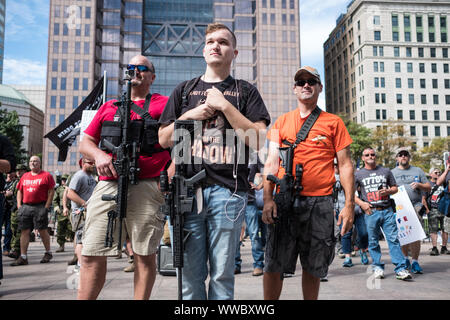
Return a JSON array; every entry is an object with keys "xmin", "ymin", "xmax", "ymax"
[
  {"xmin": 16, "ymin": 164, "xmax": 27, "ymax": 171},
  {"xmin": 61, "ymin": 174, "xmax": 69, "ymax": 180}
]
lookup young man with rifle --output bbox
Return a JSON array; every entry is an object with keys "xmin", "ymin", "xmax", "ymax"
[
  {"xmin": 262, "ymin": 66, "xmax": 354, "ymax": 300},
  {"xmin": 78, "ymin": 55, "xmax": 170, "ymax": 300},
  {"xmin": 158, "ymin": 23, "xmax": 270, "ymax": 300}
]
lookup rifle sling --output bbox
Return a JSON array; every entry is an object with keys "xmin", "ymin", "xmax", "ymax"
[{"xmin": 282, "ymin": 106, "xmax": 321, "ymax": 148}]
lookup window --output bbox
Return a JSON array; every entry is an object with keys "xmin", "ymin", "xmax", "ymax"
[
  {"xmin": 406, "ymin": 47, "xmax": 412, "ymax": 57},
  {"xmin": 380, "ymin": 62, "xmax": 384, "ymax": 72},
  {"xmin": 407, "ymin": 63, "xmax": 413, "ymax": 72},
  {"xmin": 416, "ymin": 16, "xmax": 423, "ymax": 27},
  {"xmin": 85, "ymin": 7, "xmax": 91, "ymax": 19},
  {"xmin": 430, "ymin": 33, "xmax": 435, "ymax": 42},
  {"xmin": 435, "ymin": 126, "xmax": 441, "ymax": 137},
  {"xmin": 374, "ymin": 31, "xmax": 381, "ymax": 41},
  {"xmin": 410, "ymin": 126, "xmax": 416, "ymax": 136},
  {"xmin": 444, "ymin": 64, "xmax": 449, "ymax": 73},
  {"xmin": 396, "ymin": 93, "xmax": 402, "ymax": 104},
  {"xmin": 59, "ymin": 115, "xmax": 65, "ymax": 125},
  {"xmin": 54, "ymin": 23, "xmax": 59, "ymax": 35},
  {"xmin": 420, "ymin": 79, "xmax": 426, "ymax": 88},
  {"xmin": 392, "ymin": 32, "xmax": 399, "ymax": 41},
  {"xmin": 433, "ymin": 95, "xmax": 439, "ymax": 104},
  {"xmin": 395, "ymin": 62, "xmax": 401, "ymax": 72},
  {"xmin": 443, "ymin": 48, "xmax": 448, "ymax": 58},
  {"xmin": 74, "ymin": 60, "xmax": 80, "ymax": 72},
  {"xmin": 53, "ymin": 41, "xmax": 59, "ymax": 54},
  {"xmin": 445, "ymin": 79, "xmax": 450, "ymax": 89},
  {"xmin": 442, "ymin": 33, "xmax": 447, "ymax": 43},
  {"xmin": 434, "ymin": 110, "xmax": 440, "ymax": 120},
  {"xmin": 421, "ymin": 94, "xmax": 427, "ymax": 104},
  {"xmin": 60, "ymin": 78, "xmax": 66, "ymax": 90},
  {"xmin": 51, "ymin": 77, "xmax": 57, "ymax": 90},
  {"xmin": 408, "ymin": 94, "xmax": 414, "ymax": 104},
  {"xmin": 48, "ymin": 152, "xmax": 54, "ymax": 166},
  {"xmin": 82, "ymin": 78, "xmax": 89, "ymax": 90},
  {"xmin": 62, "ymin": 41, "xmax": 68, "ymax": 54},
  {"xmin": 432, "ymin": 79, "xmax": 438, "ymax": 89},
  {"xmin": 397, "ymin": 110, "xmax": 403, "ymax": 120},
  {"xmin": 75, "ymin": 42, "xmax": 81, "ymax": 54},
  {"xmin": 376, "ymin": 109, "xmax": 381, "ymax": 119},
  {"xmin": 61, "ymin": 59, "xmax": 67, "ymax": 72},
  {"xmin": 373, "ymin": 46, "xmax": 378, "ymax": 56},
  {"xmin": 60, "ymin": 96, "xmax": 66, "ymax": 109},
  {"xmin": 85, "ymin": 24, "xmax": 90, "ymax": 37},
  {"xmin": 447, "ymin": 110, "xmax": 450, "ymax": 120},
  {"xmin": 382, "ymin": 109, "xmax": 386, "ymax": 119},
  {"xmin": 63, "ymin": 24, "xmax": 68, "ymax": 36},
  {"xmin": 417, "ymin": 32, "xmax": 423, "ymax": 42},
  {"xmin": 70, "ymin": 152, "xmax": 77, "ymax": 166},
  {"xmin": 392, "ymin": 15, "xmax": 398, "ymax": 27},
  {"xmin": 432, "ymin": 63, "xmax": 437, "ymax": 73},
  {"xmin": 84, "ymin": 42, "xmax": 90, "ymax": 54},
  {"xmin": 395, "ymin": 78, "xmax": 402, "ymax": 88},
  {"xmin": 410, "ymin": 110, "xmax": 415, "ymax": 120},
  {"xmin": 422, "ymin": 111, "xmax": 428, "ymax": 120},
  {"xmin": 52, "ymin": 59, "xmax": 58, "ymax": 72},
  {"xmin": 430, "ymin": 48, "xmax": 436, "ymax": 57},
  {"xmin": 50, "ymin": 115, "xmax": 56, "ymax": 127},
  {"xmin": 394, "ymin": 47, "xmax": 400, "ymax": 57},
  {"xmin": 408, "ymin": 78, "xmax": 414, "ymax": 88},
  {"xmin": 418, "ymin": 47, "xmax": 424, "ymax": 57},
  {"xmin": 374, "ymin": 78, "xmax": 379, "ymax": 88},
  {"xmin": 429, "ymin": 16, "xmax": 435, "ymax": 28},
  {"xmin": 73, "ymin": 96, "xmax": 79, "ymax": 109},
  {"xmin": 405, "ymin": 32, "xmax": 411, "ymax": 42},
  {"xmin": 375, "ymin": 93, "xmax": 380, "ymax": 104},
  {"xmin": 446, "ymin": 95, "xmax": 450, "ymax": 104},
  {"xmin": 419, "ymin": 63, "xmax": 425, "ymax": 72},
  {"xmin": 373, "ymin": 62, "xmax": 378, "ymax": 72},
  {"xmin": 380, "ymin": 77, "xmax": 385, "ymax": 88},
  {"xmin": 374, "ymin": 16, "xmax": 380, "ymax": 25},
  {"xmin": 73, "ymin": 78, "xmax": 79, "ymax": 90},
  {"xmin": 83, "ymin": 60, "xmax": 89, "ymax": 73},
  {"xmin": 50, "ymin": 96, "xmax": 57, "ymax": 109}
]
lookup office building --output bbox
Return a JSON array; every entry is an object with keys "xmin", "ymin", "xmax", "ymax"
[
  {"xmin": 44, "ymin": 0, "xmax": 301, "ymax": 174},
  {"xmin": 324, "ymin": 0, "xmax": 450, "ymax": 149},
  {"xmin": 0, "ymin": 0, "xmax": 5, "ymax": 83}
]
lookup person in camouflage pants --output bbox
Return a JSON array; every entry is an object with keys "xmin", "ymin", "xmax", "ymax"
[
  {"xmin": 53, "ymin": 174, "xmax": 74, "ymax": 252},
  {"xmin": 7, "ymin": 164, "xmax": 28, "ymax": 260}
]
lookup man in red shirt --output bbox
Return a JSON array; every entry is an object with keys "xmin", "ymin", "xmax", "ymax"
[
  {"xmin": 11, "ymin": 156, "xmax": 55, "ymax": 266},
  {"xmin": 78, "ymin": 55, "xmax": 171, "ymax": 300}
]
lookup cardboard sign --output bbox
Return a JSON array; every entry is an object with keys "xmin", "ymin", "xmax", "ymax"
[{"xmin": 390, "ymin": 185, "xmax": 426, "ymax": 245}]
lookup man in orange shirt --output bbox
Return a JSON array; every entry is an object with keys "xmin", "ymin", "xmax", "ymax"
[{"xmin": 262, "ymin": 66, "xmax": 355, "ymax": 300}]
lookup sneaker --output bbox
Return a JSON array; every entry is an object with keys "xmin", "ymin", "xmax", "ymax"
[
  {"xmin": 55, "ymin": 246, "xmax": 65, "ymax": 253},
  {"xmin": 338, "ymin": 249, "xmax": 345, "ymax": 259},
  {"xmin": 123, "ymin": 262, "xmax": 135, "ymax": 272},
  {"xmin": 430, "ymin": 247, "xmax": 440, "ymax": 256},
  {"xmin": 351, "ymin": 251, "xmax": 356, "ymax": 257},
  {"xmin": 67, "ymin": 255, "xmax": 78, "ymax": 266},
  {"xmin": 283, "ymin": 272, "xmax": 294, "ymax": 278},
  {"xmin": 234, "ymin": 267, "xmax": 241, "ymax": 275},
  {"xmin": 396, "ymin": 269, "xmax": 412, "ymax": 280},
  {"xmin": 40, "ymin": 252, "xmax": 53, "ymax": 263},
  {"xmin": 373, "ymin": 268, "xmax": 384, "ymax": 279},
  {"xmin": 440, "ymin": 246, "xmax": 448, "ymax": 255},
  {"xmin": 252, "ymin": 267, "xmax": 263, "ymax": 276},
  {"xmin": 343, "ymin": 257, "xmax": 353, "ymax": 267},
  {"xmin": 411, "ymin": 261, "xmax": 423, "ymax": 274},
  {"xmin": 320, "ymin": 275, "xmax": 328, "ymax": 282},
  {"xmin": 360, "ymin": 250, "xmax": 369, "ymax": 265},
  {"xmin": 10, "ymin": 256, "xmax": 28, "ymax": 266},
  {"xmin": 8, "ymin": 251, "xmax": 19, "ymax": 259}
]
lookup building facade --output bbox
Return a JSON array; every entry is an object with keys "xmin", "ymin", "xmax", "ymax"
[
  {"xmin": 324, "ymin": 0, "xmax": 450, "ymax": 149},
  {"xmin": 0, "ymin": 85, "xmax": 44, "ymax": 156},
  {"xmin": 0, "ymin": 0, "xmax": 6, "ymax": 84},
  {"xmin": 10, "ymin": 85, "xmax": 46, "ymax": 112},
  {"xmin": 44, "ymin": 0, "xmax": 301, "ymax": 174}
]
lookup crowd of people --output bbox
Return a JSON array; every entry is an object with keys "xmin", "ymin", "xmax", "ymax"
[{"xmin": 1, "ymin": 23, "xmax": 449, "ymax": 300}]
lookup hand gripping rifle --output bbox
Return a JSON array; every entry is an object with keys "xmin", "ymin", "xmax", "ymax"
[
  {"xmin": 159, "ymin": 120, "xmax": 205, "ymax": 300},
  {"xmin": 102, "ymin": 70, "xmax": 141, "ymax": 251}
]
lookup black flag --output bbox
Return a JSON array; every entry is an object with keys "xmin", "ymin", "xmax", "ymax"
[{"xmin": 44, "ymin": 76, "xmax": 104, "ymax": 161}]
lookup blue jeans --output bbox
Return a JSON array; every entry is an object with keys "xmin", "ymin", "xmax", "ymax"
[
  {"xmin": 364, "ymin": 208, "xmax": 407, "ymax": 273},
  {"xmin": 235, "ymin": 203, "xmax": 266, "ymax": 269},
  {"xmin": 182, "ymin": 185, "xmax": 247, "ymax": 300},
  {"xmin": 0, "ymin": 194, "xmax": 4, "ymax": 279},
  {"xmin": 2, "ymin": 207, "xmax": 12, "ymax": 252},
  {"xmin": 339, "ymin": 212, "xmax": 368, "ymax": 254}
]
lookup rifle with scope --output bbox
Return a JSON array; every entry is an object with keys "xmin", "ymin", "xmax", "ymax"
[{"xmin": 101, "ymin": 69, "xmax": 141, "ymax": 251}]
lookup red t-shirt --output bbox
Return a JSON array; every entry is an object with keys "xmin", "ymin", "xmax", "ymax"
[
  {"xmin": 84, "ymin": 93, "xmax": 171, "ymax": 181},
  {"xmin": 268, "ymin": 108, "xmax": 352, "ymax": 196},
  {"xmin": 17, "ymin": 171, "xmax": 55, "ymax": 204}
]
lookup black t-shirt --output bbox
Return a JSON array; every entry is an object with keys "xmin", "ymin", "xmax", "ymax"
[
  {"xmin": 355, "ymin": 165, "xmax": 397, "ymax": 207},
  {"xmin": 159, "ymin": 77, "xmax": 270, "ymax": 191}
]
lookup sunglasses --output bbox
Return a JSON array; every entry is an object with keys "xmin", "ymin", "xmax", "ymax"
[
  {"xmin": 295, "ymin": 79, "xmax": 320, "ymax": 87},
  {"xmin": 397, "ymin": 152, "xmax": 410, "ymax": 157},
  {"xmin": 363, "ymin": 153, "xmax": 376, "ymax": 157},
  {"xmin": 127, "ymin": 64, "xmax": 151, "ymax": 72}
]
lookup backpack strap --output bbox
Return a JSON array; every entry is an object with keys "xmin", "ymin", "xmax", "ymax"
[
  {"xmin": 113, "ymin": 94, "xmax": 152, "ymax": 120},
  {"xmin": 282, "ymin": 106, "xmax": 322, "ymax": 148},
  {"xmin": 181, "ymin": 76, "xmax": 202, "ymax": 107}
]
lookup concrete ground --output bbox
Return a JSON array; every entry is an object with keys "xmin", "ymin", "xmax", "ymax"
[{"xmin": 0, "ymin": 236, "xmax": 449, "ymax": 300}]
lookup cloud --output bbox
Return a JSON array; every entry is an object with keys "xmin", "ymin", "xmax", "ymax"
[
  {"xmin": 3, "ymin": 58, "xmax": 47, "ymax": 85},
  {"xmin": 5, "ymin": 0, "xmax": 49, "ymax": 39}
]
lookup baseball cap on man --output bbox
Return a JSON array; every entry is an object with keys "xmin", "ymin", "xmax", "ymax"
[
  {"xmin": 16, "ymin": 164, "xmax": 27, "ymax": 171},
  {"xmin": 294, "ymin": 66, "xmax": 321, "ymax": 82},
  {"xmin": 396, "ymin": 147, "xmax": 410, "ymax": 157}
]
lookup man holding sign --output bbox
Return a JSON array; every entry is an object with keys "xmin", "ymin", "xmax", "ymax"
[
  {"xmin": 392, "ymin": 148, "xmax": 431, "ymax": 275},
  {"xmin": 355, "ymin": 148, "xmax": 412, "ymax": 281}
]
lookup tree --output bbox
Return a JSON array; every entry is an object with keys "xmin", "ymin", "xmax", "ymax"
[
  {"xmin": 342, "ymin": 118, "xmax": 375, "ymax": 167},
  {"xmin": 411, "ymin": 137, "xmax": 450, "ymax": 173},
  {"xmin": 370, "ymin": 119, "xmax": 414, "ymax": 169},
  {"xmin": 0, "ymin": 109, "xmax": 28, "ymax": 165}
]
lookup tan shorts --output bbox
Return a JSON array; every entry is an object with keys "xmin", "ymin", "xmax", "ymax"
[{"xmin": 81, "ymin": 179, "xmax": 165, "ymax": 257}]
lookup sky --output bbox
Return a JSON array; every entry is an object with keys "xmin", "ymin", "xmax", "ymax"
[{"xmin": 3, "ymin": 0, "xmax": 350, "ymax": 106}]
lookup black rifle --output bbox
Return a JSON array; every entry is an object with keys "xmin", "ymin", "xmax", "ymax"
[
  {"xmin": 102, "ymin": 70, "xmax": 141, "ymax": 251},
  {"xmin": 160, "ymin": 120, "xmax": 205, "ymax": 300}
]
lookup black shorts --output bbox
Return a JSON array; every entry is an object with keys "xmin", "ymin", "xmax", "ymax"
[
  {"xmin": 18, "ymin": 203, "xmax": 49, "ymax": 231},
  {"xmin": 264, "ymin": 195, "xmax": 336, "ymax": 279}
]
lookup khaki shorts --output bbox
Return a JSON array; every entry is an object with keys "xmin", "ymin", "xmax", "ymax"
[{"xmin": 81, "ymin": 179, "xmax": 165, "ymax": 257}]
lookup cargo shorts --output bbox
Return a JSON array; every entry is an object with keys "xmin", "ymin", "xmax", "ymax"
[
  {"xmin": 17, "ymin": 203, "xmax": 49, "ymax": 231},
  {"xmin": 428, "ymin": 208, "xmax": 445, "ymax": 233},
  {"xmin": 264, "ymin": 195, "xmax": 336, "ymax": 279}
]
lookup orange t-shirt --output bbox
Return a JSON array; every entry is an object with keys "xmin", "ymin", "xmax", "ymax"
[{"xmin": 268, "ymin": 108, "xmax": 352, "ymax": 196}]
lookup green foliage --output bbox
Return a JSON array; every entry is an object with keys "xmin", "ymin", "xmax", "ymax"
[
  {"xmin": 411, "ymin": 137, "xmax": 450, "ymax": 173},
  {"xmin": 342, "ymin": 118, "xmax": 374, "ymax": 166},
  {"xmin": 0, "ymin": 109, "xmax": 28, "ymax": 164}
]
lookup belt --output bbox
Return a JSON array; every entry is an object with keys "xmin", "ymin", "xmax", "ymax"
[
  {"xmin": 373, "ymin": 206, "xmax": 389, "ymax": 211},
  {"xmin": 23, "ymin": 202, "xmax": 46, "ymax": 206}
]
